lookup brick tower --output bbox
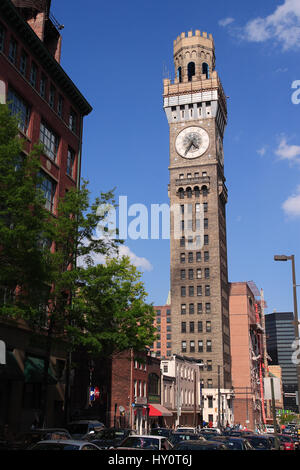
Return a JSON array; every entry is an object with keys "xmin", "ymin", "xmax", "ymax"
[{"xmin": 164, "ymin": 30, "xmax": 231, "ymax": 390}]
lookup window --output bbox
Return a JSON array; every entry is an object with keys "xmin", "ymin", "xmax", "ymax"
[
  {"xmin": 187, "ymin": 62, "xmax": 195, "ymax": 81},
  {"xmin": 197, "ymin": 303, "xmax": 203, "ymax": 314},
  {"xmin": 204, "ymin": 235, "xmax": 209, "ymax": 245},
  {"xmin": 196, "ymin": 252, "xmax": 201, "ymax": 262},
  {"xmin": 177, "ymin": 66, "xmax": 182, "ymax": 83},
  {"xmin": 189, "ymin": 303, "xmax": 194, "ymax": 314},
  {"xmin": 180, "ymin": 236, "xmax": 185, "ymax": 247},
  {"xmin": 204, "ymin": 251, "xmax": 209, "ymax": 262},
  {"xmin": 198, "ymin": 340, "xmax": 203, "ymax": 353},
  {"xmin": 197, "ymin": 285, "xmax": 202, "ymax": 297},
  {"xmin": 189, "ymin": 286, "xmax": 194, "ymax": 297},
  {"xmin": 202, "ymin": 62, "xmax": 209, "ymax": 78},
  {"xmin": 207, "ymin": 340, "xmax": 212, "ymax": 352},
  {"xmin": 198, "ymin": 321, "xmax": 203, "ymax": 332},
  {"xmin": 207, "ymin": 360, "xmax": 212, "ymax": 371},
  {"xmin": 204, "ymin": 218, "xmax": 208, "ymax": 229},
  {"xmin": 181, "ymin": 286, "xmax": 186, "ymax": 297},
  {"xmin": 197, "ymin": 268, "xmax": 202, "ymax": 279},
  {"xmin": 66, "ymin": 147, "xmax": 75, "ymax": 177},
  {"xmin": 188, "ymin": 269, "xmax": 193, "ymax": 280},
  {"xmin": 30, "ymin": 62, "xmax": 37, "ymax": 88},
  {"xmin": 40, "ymin": 74, "xmax": 47, "ymax": 98},
  {"xmin": 205, "ymin": 268, "xmax": 210, "ymax": 279},
  {"xmin": 190, "ymin": 340, "xmax": 195, "ymax": 353},
  {"xmin": 7, "ymin": 88, "xmax": 31, "ymax": 134},
  {"xmin": 38, "ymin": 171, "xmax": 57, "ymax": 213},
  {"xmin": 206, "ymin": 321, "xmax": 211, "ymax": 332},
  {"xmin": 69, "ymin": 108, "xmax": 77, "ymax": 133},
  {"xmin": 180, "ymin": 270, "xmax": 186, "ymax": 280},
  {"xmin": 207, "ymin": 379, "xmax": 213, "ymax": 389},
  {"xmin": 203, "ymin": 202, "xmax": 208, "ymax": 212},
  {"xmin": 205, "ymin": 285, "xmax": 210, "ymax": 296},
  {"xmin": 167, "ymin": 334, "xmax": 171, "ymax": 340},
  {"xmin": 208, "ymin": 396, "xmax": 213, "ymax": 408},
  {"xmin": 180, "ymin": 253, "xmax": 185, "ymax": 263},
  {"xmin": 19, "ymin": 50, "xmax": 28, "ymax": 76},
  {"xmin": 182, "ymin": 341, "xmax": 187, "ymax": 353},
  {"xmin": 186, "ymin": 187, "xmax": 192, "ymax": 198},
  {"xmin": 8, "ymin": 37, "xmax": 17, "ymax": 64},
  {"xmin": 40, "ymin": 121, "xmax": 59, "ymax": 161},
  {"xmin": 58, "ymin": 95, "xmax": 64, "ymax": 118},
  {"xmin": 0, "ymin": 22, "xmax": 5, "ymax": 52},
  {"xmin": 181, "ymin": 322, "xmax": 186, "ymax": 333},
  {"xmin": 181, "ymin": 304, "xmax": 186, "ymax": 315},
  {"xmin": 188, "ymin": 252, "xmax": 193, "ymax": 263},
  {"xmin": 49, "ymin": 85, "xmax": 55, "ymax": 109},
  {"xmin": 205, "ymin": 303, "xmax": 211, "ymax": 314},
  {"xmin": 167, "ymin": 342, "xmax": 172, "ymax": 349}
]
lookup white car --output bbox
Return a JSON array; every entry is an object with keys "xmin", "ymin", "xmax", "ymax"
[
  {"xmin": 176, "ymin": 426, "xmax": 197, "ymax": 434},
  {"xmin": 265, "ymin": 425, "xmax": 274, "ymax": 433},
  {"xmin": 116, "ymin": 435, "xmax": 174, "ymax": 450}
]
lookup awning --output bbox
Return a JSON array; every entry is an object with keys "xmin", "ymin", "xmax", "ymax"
[
  {"xmin": 0, "ymin": 351, "xmax": 24, "ymax": 381},
  {"xmin": 24, "ymin": 356, "xmax": 57, "ymax": 385},
  {"xmin": 148, "ymin": 404, "xmax": 173, "ymax": 417}
]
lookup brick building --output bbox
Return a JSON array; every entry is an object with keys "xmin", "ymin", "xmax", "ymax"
[
  {"xmin": 0, "ymin": 0, "xmax": 92, "ymax": 433},
  {"xmin": 229, "ymin": 282, "xmax": 267, "ymax": 430},
  {"xmin": 151, "ymin": 303, "xmax": 172, "ymax": 359},
  {"xmin": 70, "ymin": 349, "xmax": 163, "ymax": 434}
]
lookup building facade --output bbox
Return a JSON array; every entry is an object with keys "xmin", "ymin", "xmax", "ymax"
[
  {"xmin": 0, "ymin": 0, "xmax": 91, "ymax": 433},
  {"xmin": 265, "ymin": 312, "xmax": 298, "ymax": 412},
  {"xmin": 164, "ymin": 30, "xmax": 231, "ymax": 391},
  {"xmin": 229, "ymin": 282, "xmax": 267, "ymax": 430},
  {"xmin": 160, "ymin": 354, "xmax": 233, "ymax": 428},
  {"xmin": 151, "ymin": 304, "xmax": 172, "ymax": 359}
]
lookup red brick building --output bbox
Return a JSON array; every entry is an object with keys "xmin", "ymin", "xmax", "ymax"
[
  {"xmin": 150, "ymin": 303, "xmax": 172, "ymax": 359},
  {"xmin": 229, "ymin": 282, "xmax": 267, "ymax": 431},
  {"xmin": 0, "ymin": 0, "xmax": 92, "ymax": 433}
]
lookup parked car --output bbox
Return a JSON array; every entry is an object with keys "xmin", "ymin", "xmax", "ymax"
[
  {"xmin": 175, "ymin": 426, "xmax": 197, "ymax": 434},
  {"xmin": 173, "ymin": 440, "xmax": 227, "ymax": 450},
  {"xmin": 169, "ymin": 432, "xmax": 205, "ymax": 445},
  {"xmin": 28, "ymin": 439, "xmax": 102, "ymax": 450},
  {"xmin": 204, "ymin": 435, "xmax": 254, "ymax": 450},
  {"xmin": 244, "ymin": 435, "xmax": 273, "ymax": 450},
  {"xmin": 150, "ymin": 428, "xmax": 173, "ymax": 438},
  {"xmin": 116, "ymin": 435, "xmax": 174, "ymax": 450},
  {"xmin": 278, "ymin": 434, "xmax": 296, "ymax": 450},
  {"xmin": 263, "ymin": 434, "xmax": 284, "ymax": 450},
  {"xmin": 86, "ymin": 428, "xmax": 136, "ymax": 448},
  {"xmin": 8, "ymin": 428, "xmax": 71, "ymax": 450},
  {"xmin": 66, "ymin": 420, "xmax": 105, "ymax": 439}
]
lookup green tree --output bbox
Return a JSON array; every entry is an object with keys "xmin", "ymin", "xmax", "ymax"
[{"xmin": 0, "ymin": 104, "xmax": 53, "ymax": 317}]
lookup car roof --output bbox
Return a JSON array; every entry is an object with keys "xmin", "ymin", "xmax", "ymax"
[
  {"xmin": 34, "ymin": 439, "xmax": 99, "ymax": 445},
  {"xmin": 125, "ymin": 435, "xmax": 167, "ymax": 440}
]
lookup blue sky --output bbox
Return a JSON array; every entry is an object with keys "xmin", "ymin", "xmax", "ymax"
[{"xmin": 52, "ymin": 0, "xmax": 300, "ymax": 314}]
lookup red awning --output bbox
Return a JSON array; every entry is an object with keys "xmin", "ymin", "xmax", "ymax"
[{"xmin": 148, "ymin": 404, "xmax": 173, "ymax": 417}]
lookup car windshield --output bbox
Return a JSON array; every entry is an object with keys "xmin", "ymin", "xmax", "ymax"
[
  {"xmin": 121, "ymin": 437, "xmax": 160, "ymax": 449},
  {"xmin": 247, "ymin": 437, "xmax": 271, "ymax": 449},
  {"xmin": 226, "ymin": 440, "xmax": 243, "ymax": 449}
]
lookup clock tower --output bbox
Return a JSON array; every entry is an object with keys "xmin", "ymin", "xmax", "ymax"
[{"xmin": 164, "ymin": 30, "xmax": 232, "ymax": 391}]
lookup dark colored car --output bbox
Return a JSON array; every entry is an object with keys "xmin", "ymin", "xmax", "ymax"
[
  {"xmin": 86, "ymin": 428, "xmax": 136, "ymax": 449},
  {"xmin": 8, "ymin": 428, "xmax": 71, "ymax": 450},
  {"xmin": 204, "ymin": 435, "xmax": 254, "ymax": 450},
  {"xmin": 244, "ymin": 435, "xmax": 273, "ymax": 450},
  {"xmin": 263, "ymin": 434, "xmax": 284, "ymax": 450},
  {"xmin": 169, "ymin": 432, "xmax": 205, "ymax": 445},
  {"xmin": 173, "ymin": 440, "xmax": 227, "ymax": 450},
  {"xmin": 150, "ymin": 428, "xmax": 173, "ymax": 438}
]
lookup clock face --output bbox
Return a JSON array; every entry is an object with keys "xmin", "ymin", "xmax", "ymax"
[{"xmin": 175, "ymin": 126, "xmax": 210, "ymax": 159}]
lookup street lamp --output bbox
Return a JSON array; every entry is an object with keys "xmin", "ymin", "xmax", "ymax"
[{"xmin": 274, "ymin": 254, "xmax": 300, "ymax": 415}]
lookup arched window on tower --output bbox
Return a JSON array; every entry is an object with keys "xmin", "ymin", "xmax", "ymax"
[
  {"xmin": 177, "ymin": 66, "xmax": 182, "ymax": 83},
  {"xmin": 202, "ymin": 185, "xmax": 208, "ymax": 196},
  {"xmin": 178, "ymin": 187, "xmax": 184, "ymax": 199},
  {"xmin": 194, "ymin": 186, "xmax": 200, "ymax": 197},
  {"xmin": 187, "ymin": 62, "xmax": 195, "ymax": 82},
  {"xmin": 202, "ymin": 62, "xmax": 209, "ymax": 79},
  {"xmin": 186, "ymin": 187, "xmax": 192, "ymax": 198}
]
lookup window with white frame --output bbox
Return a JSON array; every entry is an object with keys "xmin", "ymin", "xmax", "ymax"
[{"xmin": 40, "ymin": 121, "xmax": 59, "ymax": 161}]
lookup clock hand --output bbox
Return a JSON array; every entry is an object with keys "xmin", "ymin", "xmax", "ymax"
[{"xmin": 184, "ymin": 141, "xmax": 193, "ymax": 156}]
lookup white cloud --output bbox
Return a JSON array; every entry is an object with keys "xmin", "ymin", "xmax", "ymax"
[
  {"xmin": 257, "ymin": 146, "xmax": 267, "ymax": 156},
  {"xmin": 275, "ymin": 136, "xmax": 300, "ymax": 163},
  {"xmin": 282, "ymin": 186, "xmax": 300, "ymax": 217},
  {"xmin": 218, "ymin": 17, "xmax": 235, "ymax": 27},
  {"xmin": 77, "ymin": 241, "xmax": 153, "ymax": 272},
  {"xmin": 242, "ymin": 0, "xmax": 300, "ymax": 50}
]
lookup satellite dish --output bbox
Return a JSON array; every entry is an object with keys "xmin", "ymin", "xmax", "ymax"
[{"xmin": 119, "ymin": 406, "xmax": 125, "ymax": 413}]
